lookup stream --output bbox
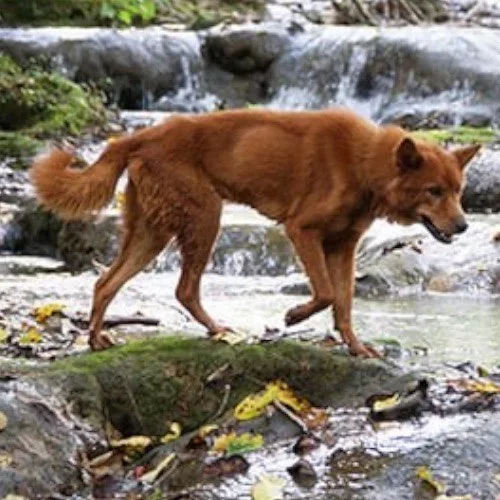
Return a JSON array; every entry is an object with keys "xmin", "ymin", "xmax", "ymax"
[
  {"xmin": 1, "ymin": 205, "xmax": 500, "ymax": 498},
  {"xmin": 1, "ymin": 14, "xmax": 500, "ymax": 498}
]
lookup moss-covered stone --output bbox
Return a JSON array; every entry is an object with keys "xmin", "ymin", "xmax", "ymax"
[
  {"xmin": 0, "ymin": 53, "xmax": 107, "ymax": 168},
  {"xmin": 412, "ymin": 126, "xmax": 499, "ymax": 145},
  {"xmin": 41, "ymin": 336, "xmax": 403, "ymax": 437}
]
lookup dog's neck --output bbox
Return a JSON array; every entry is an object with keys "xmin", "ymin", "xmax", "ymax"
[{"xmin": 356, "ymin": 124, "xmax": 408, "ymax": 221}]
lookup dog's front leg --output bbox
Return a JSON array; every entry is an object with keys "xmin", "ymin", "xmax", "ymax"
[
  {"xmin": 284, "ymin": 224, "xmax": 335, "ymax": 326},
  {"xmin": 325, "ymin": 237, "xmax": 381, "ymax": 358}
]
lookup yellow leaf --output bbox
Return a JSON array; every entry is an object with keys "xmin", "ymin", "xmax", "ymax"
[
  {"xmin": 110, "ymin": 435, "xmax": 152, "ymax": 454},
  {"xmin": 199, "ymin": 424, "xmax": 218, "ymax": 439},
  {"xmin": 274, "ymin": 381, "xmax": 310, "ymax": 414},
  {"xmin": 416, "ymin": 466, "xmax": 446, "ymax": 495},
  {"xmin": 212, "ymin": 330, "xmax": 247, "ymax": 345},
  {"xmin": 0, "ymin": 328, "xmax": 9, "ymax": 343},
  {"xmin": 212, "ymin": 431, "xmax": 236, "ymax": 453},
  {"xmin": 18, "ymin": 328, "xmax": 43, "ymax": 345},
  {"xmin": 140, "ymin": 453, "xmax": 176, "ymax": 483},
  {"xmin": 160, "ymin": 422, "xmax": 181, "ymax": 444},
  {"xmin": 32, "ymin": 303, "xmax": 65, "ymax": 323},
  {"xmin": 0, "ymin": 411, "xmax": 7, "ymax": 431},
  {"xmin": 234, "ymin": 381, "xmax": 310, "ymax": 421},
  {"xmin": 252, "ymin": 474, "xmax": 286, "ymax": 500},
  {"xmin": 449, "ymin": 378, "xmax": 500, "ymax": 394},
  {"xmin": 0, "ymin": 452, "xmax": 11, "ymax": 468},
  {"xmin": 372, "ymin": 394, "xmax": 401, "ymax": 412},
  {"xmin": 211, "ymin": 432, "xmax": 264, "ymax": 455}
]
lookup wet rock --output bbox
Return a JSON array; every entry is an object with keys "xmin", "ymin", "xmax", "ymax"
[
  {"xmin": 287, "ymin": 458, "xmax": 318, "ymax": 488},
  {"xmin": 203, "ymin": 24, "xmax": 291, "ymax": 74},
  {"xmin": 0, "ymin": 163, "xmax": 31, "ymax": 205},
  {"xmin": 57, "ymin": 215, "xmax": 120, "ymax": 272},
  {"xmin": 0, "ymin": 28, "xmax": 204, "ymax": 110},
  {"xmin": 267, "ymin": 26, "xmax": 500, "ymax": 126},
  {"xmin": 463, "ymin": 149, "xmax": 500, "ymax": 213},
  {"xmin": 282, "ymin": 216, "xmax": 500, "ymax": 297},
  {"xmin": 0, "ymin": 255, "xmax": 65, "ymax": 275},
  {"xmin": 0, "ymin": 378, "xmax": 101, "ymax": 498}
]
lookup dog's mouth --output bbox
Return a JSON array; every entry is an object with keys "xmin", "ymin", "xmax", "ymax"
[{"xmin": 421, "ymin": 216, "xmax": 453, "ymax": 244}]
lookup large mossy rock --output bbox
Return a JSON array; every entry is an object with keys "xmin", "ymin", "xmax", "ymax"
[
  {"xmin": 47, "ymin": 337, "xmax": 402, "ymax": 436},
  {"xmin": 0, "ymin": 336, "xmax": 408, "ymax": 496},
  {"xmin": 0, "ymin": 53, "xmax": 106, "ymax": 168}
]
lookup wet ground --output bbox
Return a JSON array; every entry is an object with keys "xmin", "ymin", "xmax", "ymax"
[{"xmin": 1, "ymin": 263, "xmax": 500, "ymax": 498}]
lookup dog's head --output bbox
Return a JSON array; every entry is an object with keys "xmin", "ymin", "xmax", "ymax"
[{"xmin": 385, "ymin": 137, "xmax": 481, "ymax": 244}]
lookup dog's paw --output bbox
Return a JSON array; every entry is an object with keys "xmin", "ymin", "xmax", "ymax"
[
  {"xmin": 284, "ymin": 305, "xmax": 308, "ymax": 327},
  {"xmin": 89, "ymin": 332, "xmax": 115, "ymax": 351},
  {"xmin": 348, "ymin": 342, "xmax": 382, "ymax": 359}
]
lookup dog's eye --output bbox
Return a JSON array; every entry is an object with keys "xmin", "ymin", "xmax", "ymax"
[{"xmin": 428, "ymin": 186, "xmax": 444, "ymax": 197}]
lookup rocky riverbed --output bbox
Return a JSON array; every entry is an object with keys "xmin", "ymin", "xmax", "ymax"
[{"xmin": 2, "ymin": 4, "xmax": 500, "ymax": 498}]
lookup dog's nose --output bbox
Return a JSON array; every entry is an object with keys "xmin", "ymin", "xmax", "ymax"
[{"xmin": 454, "ymin": 219, "xmax": 468, "ymax": 234}]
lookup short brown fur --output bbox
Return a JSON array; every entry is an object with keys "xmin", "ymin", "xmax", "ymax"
[{"xmin": 30, "ymin": 108, "xmax": 480, "ymax": 356}]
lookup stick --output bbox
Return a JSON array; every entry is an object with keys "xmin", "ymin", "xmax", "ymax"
[
  {"xmin": 273, "ymin": 400, "xmax": 308, "ymax": 434},
  {"xmin": 67, "ymin": 314, "xmax": 160, "ymax": 329},
  {"xmin": 211, "ymin": 384, "xmax": 231, "ymax": 421}
]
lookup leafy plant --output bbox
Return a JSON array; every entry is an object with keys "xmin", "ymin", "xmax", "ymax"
[{"xmin": 100, "ymin": 0, "xmax": 157, "ymax": 26}]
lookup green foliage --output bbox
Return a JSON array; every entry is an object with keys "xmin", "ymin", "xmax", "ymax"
[
  {"xmin": 0, "ymin": 0, "xmax": 264, "ymax": 28},
  {"xmin": 100, "ymin": 0, "xmax": 157, "ymax": 26},
  {"xmin": 0, "ymin": 53, "xmax": 107, "ymax": 168},
  {"xmin": 412, "ymin": 126, "xmax": 499, "ymax": 145}
]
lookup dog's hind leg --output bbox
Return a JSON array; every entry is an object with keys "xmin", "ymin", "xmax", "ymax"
[
  {"xmin": 175, "ymin": 194, "xmax": 228, "ymax": 335},
  {"xmin": 88, "ymin": 182, "xmax": 167, "ymax": 350}
]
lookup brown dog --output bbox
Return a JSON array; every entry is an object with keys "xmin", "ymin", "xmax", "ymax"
[{"xmin": 30, "ymin": 108, "xmax": 480, "ymax": 357}]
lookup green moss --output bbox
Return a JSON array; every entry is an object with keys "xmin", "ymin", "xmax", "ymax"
[
  {"xmin": 412, "ymin": 126, "xmax": 499, "ymax": 145},
  {"xmin": 0, "ymin": 0, "xmax": 264, "ymax": 27},
  {"xmin": 0, "ymin": 132, "xmax": 43, "ymax": 169},
  {"xmin": 0, "ymin": 54, "xmax": 107, "ymax": 169},
  {"xmin": 41, "ymin": 336, "xmax": 399, "ymax": 436}
]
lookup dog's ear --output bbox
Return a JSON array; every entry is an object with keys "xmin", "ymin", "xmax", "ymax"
[
  {"xmin": 453, "ymin": 144, "xmax": 481, "ymax": 171},
  {"xmin": 396, "ymin": 137, "xmax": 423, "ymax": 173}
]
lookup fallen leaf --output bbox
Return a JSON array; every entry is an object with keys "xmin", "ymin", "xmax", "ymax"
[
  {"xmin": 448, "ymin": 378, "xmax": 500, "ymax": 394},
  {"xmin": 160, "ymin": 422, "xmax": 181, "ymax": 444},
  {"xmin": 3, "ymin": 495, "xmax": 28, "ymax": 500},
  {"xmin": 235, "ymin": 380, "xmax": 310, "ymax": 421},
  {"xmin": 416, "ymin": 466, "xmax": 446, "ymax": 495},
  {"xmin": 0, "ymin": 410, "xmax": 8, "ymax": 431},
  {"xmin": 0, "ymin": 452, "xmax": 12, "ymax": 468},
  {"xmin": 0, "ymin": 328, "xmax": 9, "ymax": 343},
  {"xmin": 203, "ymin": 455, "xmax": 250, "ymax": 477},
  {"xmin": 84, "ymin": 450, "xmax": 124, "ymax": 479},
  {"xmin": 32, "ymin": 303, "xmax": 65, "ymax": 323},
  {"xmin": 251, "ymin": 474, "xmax": 286, "ymax": 500},
  {"xmin": 372, "ymin": 394, "xmax": 401, "ymax": 412},
  {"xmin": 300, "ymin": 407, "xmax": 328, "ymax": 430},
  {"xmin": 226, "ymin": 432, "xmax": 264, "ymax": 455},
  {"xmin": 212, "ymin": 431, "xmax": 263, "ymax": 455},
  {"xmin": 200, "ymin": 424, "xmax": 219, "ymax": 438},
  {"xmin": 140, "ymin": 453, "xmax": 176, "ymax": 483},
  {"xmin": 18, "ymin": 327, "xmax": 43, "ymax": 345},
  {"xmin": 212, "ymin": 330, "xmax": 247, "ymax": 345},
  {"xmin": 110, "ymin": 435, "xmax": 152, "ymax": 456}
]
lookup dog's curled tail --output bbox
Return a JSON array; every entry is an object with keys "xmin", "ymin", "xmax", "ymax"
[{"xmin": 30, "ymin": 139, "xmax": 131, "ymax": 220}]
